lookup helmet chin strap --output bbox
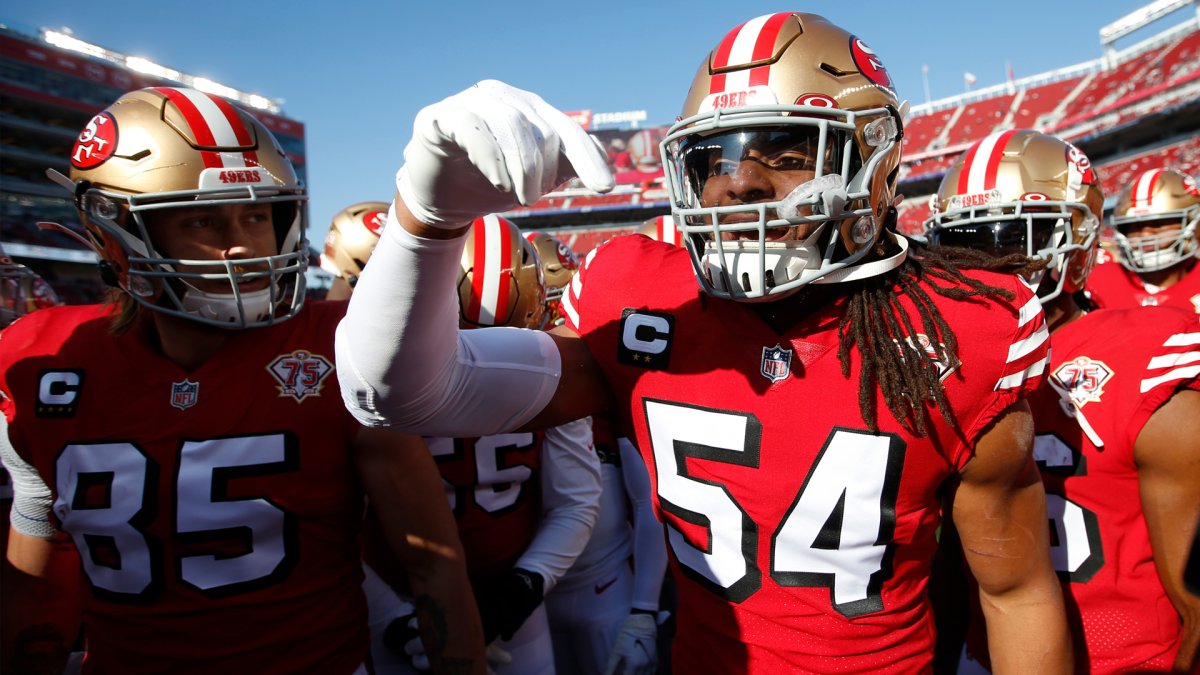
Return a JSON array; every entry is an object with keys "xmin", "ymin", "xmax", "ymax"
[
  {"xmin": 811, "ymin": 232, "xmax": 908, "ymax": 284},
  {"xmin": 179, "ymin": 284, "xmax": 274, "ymax": 325}
]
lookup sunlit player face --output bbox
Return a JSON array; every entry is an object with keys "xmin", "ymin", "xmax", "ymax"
[
  {"xmin": 1118, "ymin": 217, "xmax": 1190, "ymax": 260},
  {"xmin": 684, "ymin": 127, "xmax": 835, "ymax": 241},
  {"xmin": 148, "ymin": 203, "xmax": 277, "ymax": 294}
]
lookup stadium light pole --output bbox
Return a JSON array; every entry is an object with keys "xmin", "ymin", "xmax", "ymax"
[{"xmin": 922, "ymin": 64, "xmax": 931, "ymax": 105}]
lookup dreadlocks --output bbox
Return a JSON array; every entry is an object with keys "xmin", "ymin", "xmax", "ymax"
[{"xmin": 836, "ymin": 239, "xmax": 1049, "ymax": 437}]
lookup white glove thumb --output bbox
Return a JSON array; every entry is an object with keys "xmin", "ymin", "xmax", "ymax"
[
  {"xmin": 603, "ymin": 613, "xmax": 658, "ymax": 675},
  {"xmin": 397, "ymin": 79, "xmax": 614, "ymax": 228}
]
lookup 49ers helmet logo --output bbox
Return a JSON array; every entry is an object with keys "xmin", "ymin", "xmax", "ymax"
[
  {"xmin": 850, "ymin": 37, "xmax": 892, "ymax": 88},
  {"xmin": 72, "ymin": 112, "xmax": 118, "ymax": 170},
  {"xmin": 362, "ymin": 210, "xmax": 387, "ymax": 236},
  {"xmin": 1184, "ymin": 175, "xmax": 1200, "ymax": 198}
]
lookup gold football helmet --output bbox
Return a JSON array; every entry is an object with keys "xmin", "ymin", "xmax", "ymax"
[
  {"xmin": 459, "ymin": 215, "xmax": 546, "ymax": 329},
  {"xmin": 924, "ymin": 130, "xmax": 1104, "ymax": 302},
  {"xmin": 524, "ymin": 231, "xmax": 578, "ymax": 327},
  {"xmin": 1111, "ymin": 168, "xmax": 1200, "ymax": 272},
  {"xmin": 321, "ymin": 201, "xmax": 390, "ymax": 286},
  {"xmin": 638, "ymin": 215, "xmax": 685, "ymax": 247},
  {"xmin": 662, "ymin": 12, "xmax": 905, "ymax": 300},
  {"xmin": 0, "ymin": 246, "xmax": 60, "ymax": 327},
  {"xmin": 49, "ymin": 87, "xmax": 307, "ymax": 328}
]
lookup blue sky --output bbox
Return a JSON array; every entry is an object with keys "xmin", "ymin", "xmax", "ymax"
[{"xmin": 3, "ymin": 0, "xmax": 1163, "ymax": 246}]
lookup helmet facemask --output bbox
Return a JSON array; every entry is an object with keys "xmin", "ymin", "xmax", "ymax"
[
  {"xmin": 79, "ymin": 181, "xmax": 308, "ymax": 329},
  {"xmin": 1111, "ymin": 207, "xmax": 1200, "ymax": 273},
  {"xmin": 926, "ymin": 199, "xmax": 1099, "ymax": 302},
  {"xmin": 663, "ymin": 103, "xmax": 902, "ymax": 302}
]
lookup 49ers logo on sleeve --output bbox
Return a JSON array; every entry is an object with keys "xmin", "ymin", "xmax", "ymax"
[
  {"xmin": 72, "ymin": 112, "xmax": 118, "ymax": 170},
  {"xmin": 267, "ymin": 350, "xmax": 334, "ymax": 402},
  {"xmin": 362, "ymin": 210, "xmax": 387, "ymax": 236},
  {"xmin": 1052, "ymin": 356, "xmax": 1114, "ymax": 408},
  {"xmin": 850, "ymin": 37, "xmax": 893, "ymax": 89}
]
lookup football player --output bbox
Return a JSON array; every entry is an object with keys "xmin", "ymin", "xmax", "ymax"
[
  {"xmin": 345, "ymin": 214, "xmax": 601, "ymax": 674},
  {"xmin": 0, "ymin": 245, "xmax": 61, "ymax": 328},
  {"xmin": 523, "ymin": 231, "xmax": 580, "ymax": 327},
  {"xmin": 336, "ymin": 14, "xmax": 1071, "ymax": 673},
  {"xmin": 527, "ymin": 230, "xmax": 670, "ymax": 675},
  {"xmin": 0, "ymin": 88, "xmax": 484, "ymax": 675},
  {"xmin": 1087, "ymin": 168, "xmax": 1200, "ymax": 314},
  {"xmin": 926, "ymin": 130, "xmax": 1200, "ymax": 673},
  {"xmin": 321, "ymin": 201, "xmax": 390, "ymax": 301},
  {"xmin": 636, "ymin": 215, "xmax": 684, "ymax": 247}
]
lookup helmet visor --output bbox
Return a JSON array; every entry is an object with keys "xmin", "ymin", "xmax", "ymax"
[
  {"xmin": 928, "ymin": 218, "xmax": 1055, "ymax": 258},
  {"xmin": 680, "ymin": 126, "xmax": 842, "ymax": 210}
]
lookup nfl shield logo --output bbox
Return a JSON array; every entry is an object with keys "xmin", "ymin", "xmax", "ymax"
[
  {"xmin": 170, "ymin": 379, "xmax": 199, "ymax": 411},
  {"xmin": 760, "ymin": 344, "xmax": 793, "ymax": 383}
]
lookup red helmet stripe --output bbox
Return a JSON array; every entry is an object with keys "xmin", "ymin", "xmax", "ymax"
[
  {"xmin": 982, "ymin": 129, "xmax": 1019, "ymax": 191},
  {"xmin": 748, "ymin": 13, "xmax": 791, "ymax": 87},
  {"xmin": 708, "ymin": 19, "xmax": 745, "ymax": 93},
  {"xmin": 1133, "ymin": 169, "xmax": 1163, "ymax": 209},
  {"xmin": 207, "ymin": 93, "xmax": 261, "ymax": 168},
  {"xmin": 957, "ymin": 130, "xmax": 1017, "ymax": 195},
  {"xmin": 468, "ymin": 215, "xmax": 514, "ymax": 325},
  {"xmin": 155, "ymin": 87, "xmax": 223, "ymax": 169},
  {"xmin": 710, "ymin": 14, "xmax": 791, "ymax": 94}
]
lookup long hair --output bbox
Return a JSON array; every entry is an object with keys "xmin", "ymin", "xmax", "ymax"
[{"xmin": 836, "ymin": 239, "xmax": 1048, "ymax": 436}]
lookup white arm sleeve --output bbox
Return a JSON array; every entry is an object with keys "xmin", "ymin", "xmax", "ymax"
[
  {"xmin": 0, "ymin": 415, "xmax": 58, "ymax": 539},
  {"xmin": 619, "ymin": 436, "xmax": 668, "ymax": 612},
  {"xmin": 517, "ymin": 417, "xmax": 601, "ymax": 593},
  {"xmin": 335, "ymin": 204, "xmax": 562, "ymax": 437}
]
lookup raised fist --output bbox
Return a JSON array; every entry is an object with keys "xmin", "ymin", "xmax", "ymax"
[{"xmin": 397, "ymin": 80, "xmax": 614, "ymax": 228}]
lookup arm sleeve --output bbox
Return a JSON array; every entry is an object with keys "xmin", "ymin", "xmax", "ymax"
[
  {"xmin": 618, "ymin": 436, "xmax": 668, "ymax": 612},
  {"xmin": 516, "ymin": 417, "xmax": 601, "ymax": 593},
  {"xmin": 335, "ymin": 205, "xmax": 563, "ymax": 437},
  {"xmin": 0, "ymin": 415, "xmax": 57, "ymax": 539}
]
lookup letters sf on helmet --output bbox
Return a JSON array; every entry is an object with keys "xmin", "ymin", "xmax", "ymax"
[
  {"xmin": 661, "ymin": 12, "xmax": 905, "ymax": 300},
  {"xmin": 924, "ymin": 130, "xmax": 1105, "ymax": 302},
  {"xmin": 54, "ymin": 87, "xmax": 309, "ymax": 328}
]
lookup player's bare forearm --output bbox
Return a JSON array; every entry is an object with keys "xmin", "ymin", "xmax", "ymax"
[
  {"xmin": 1135, "ymin": 390, "xmax": 1200, "ymax": 672},
  {"xmin": 955, "ymin": 401, "xmax": 1072, "ymax": 673},
  {"xmin": 353, "ymin": 429, "xmax": 486, "ymax": 673}
]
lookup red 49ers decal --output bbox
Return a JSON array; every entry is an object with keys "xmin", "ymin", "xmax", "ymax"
[
  {"xmin": 850, "ymin": 37, "xmax": 892, "ymax": 89},
  {"xmin": 72, "ymin": 112, "xmax": 118, "ymax": 170},
  {"xmin": 1066, "ymin": 143, "xmax": 1097, "ymax": 184},
  {"xmin": 362, "ymin": 210, "xmax": 387, "ymax": 236},
  {"xmin": 1184, "ymin": 175, "xmax": 1200, "ymax": 198}
]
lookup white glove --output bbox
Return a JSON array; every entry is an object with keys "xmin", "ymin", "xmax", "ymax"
[
  {"xmin": 603, "ymin": 612, "xmax": 658, "ymax": 675},
  {"xmin": 397, "ymin": 79, "xmax": 614, "ymax": 228}
]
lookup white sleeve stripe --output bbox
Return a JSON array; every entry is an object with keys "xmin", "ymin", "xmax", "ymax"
[
  {"xmin": 1006, "ymin": 324, "xmax": 1049, "ymax": 363},
  {"xmin": 1147, "ymin": 350, "xmax": 1200, "ymax": 370},
  {"xmin": 1018, "ymin": 296, "xmax": 1042, "ymax": 327},
  {"xmin": 995, "ymin": 356, "xmax": 1049, "ymax": 391},
  {"xmin": 1140, "ymin": 364, "xmax": 1200, "ymax": 393},
  {"xmin": 561, "ymin": 286, "xmax": 580, "ymax": 330},
  {"xmin": 1163, "ymin": 332, "xmax": 1200, "ymax": 347}
]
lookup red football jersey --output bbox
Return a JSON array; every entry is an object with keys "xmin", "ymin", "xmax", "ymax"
[
  {"xmin": 364, "ymin": 431, "xmax": 543, "ymax": 591},
  {"xmin": 1086, "ymin": 255, "xmax": 1200, "ymax": 315},
  {"xmin": 0, "ymin": 302, "xmax": 368, "ymax": 674},
  {"xmin": 1025, "ymin": 306, "xmax": 1199, "ymax": 672},
  {"xmin": 563, "ymin": 235, "xmax": 1048, "ymax": 674}
]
